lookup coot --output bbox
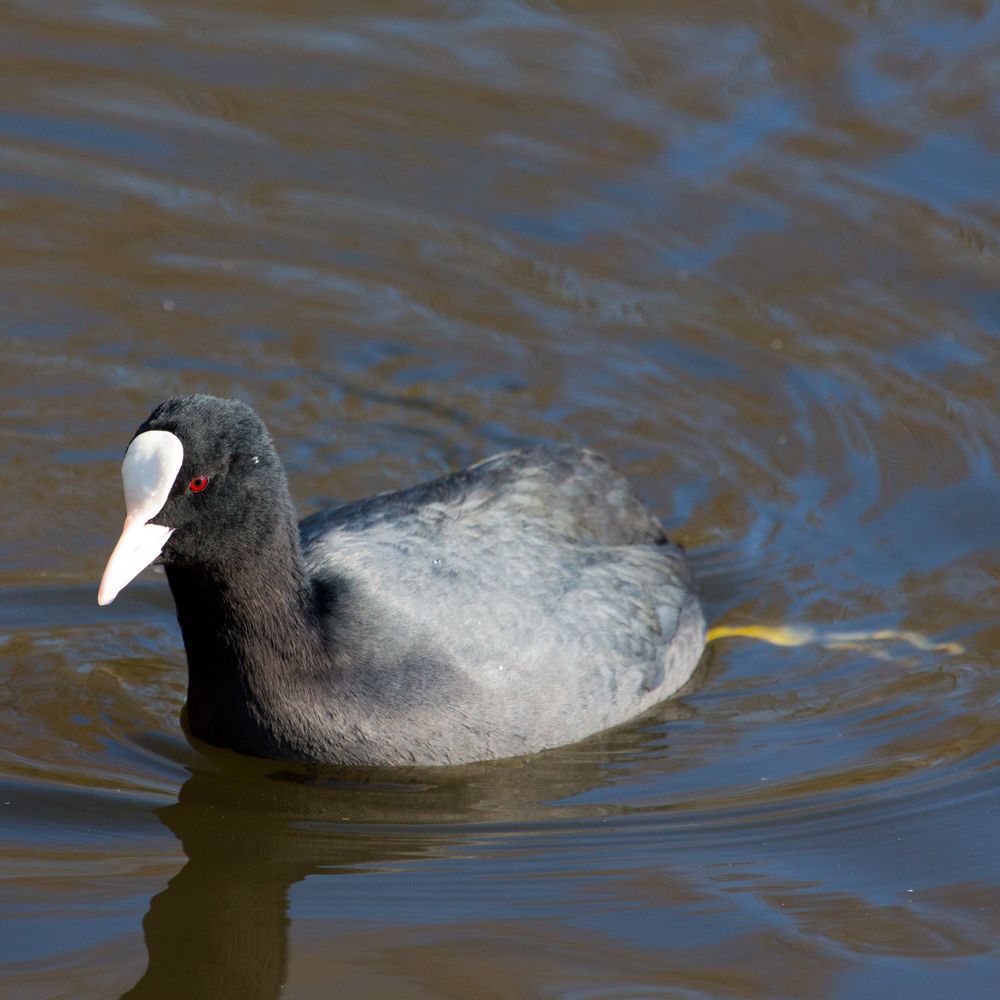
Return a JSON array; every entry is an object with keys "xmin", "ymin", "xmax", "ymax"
[{"xmin": 98, "ymin": 395, "xmax": 705, "ymax": 765}]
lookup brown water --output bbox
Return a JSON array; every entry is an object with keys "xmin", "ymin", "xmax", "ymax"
[{"xmin": 2, "ymin": 1, "xmax": 999, "ymax": 997}]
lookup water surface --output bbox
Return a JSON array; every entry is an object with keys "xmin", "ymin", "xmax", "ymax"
[{"xmin": 1, "ymin": 1, "xmax": 999, "ymax": 997}]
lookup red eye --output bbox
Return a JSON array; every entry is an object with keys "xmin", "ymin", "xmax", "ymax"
[{"xmin": 189, "ymin": 476, "xmax": 209, "ymax": 493}]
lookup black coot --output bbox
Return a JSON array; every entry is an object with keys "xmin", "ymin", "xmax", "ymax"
[{"xmin": 99, "ymin": 395, "xmax": 705, "ymax": 765}]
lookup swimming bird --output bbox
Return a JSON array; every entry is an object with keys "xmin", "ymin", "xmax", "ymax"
[{"xmin": 98, "ymin": 394, "xmax": 705, "ymax": 765}]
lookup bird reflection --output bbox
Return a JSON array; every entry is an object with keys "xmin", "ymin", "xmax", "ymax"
[{"xmin": 120, "ymin": 685, "xmax": 705, "ymax": 1000}]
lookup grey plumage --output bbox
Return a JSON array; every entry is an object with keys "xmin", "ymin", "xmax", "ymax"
[{"xmin": 296, "ymin": 446, "xmax": 705, "ymax": 764}]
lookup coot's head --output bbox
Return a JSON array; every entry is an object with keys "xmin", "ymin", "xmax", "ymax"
[{"xmin": 98, "ymin": 395, "xmax": 285, "ymax": 605}]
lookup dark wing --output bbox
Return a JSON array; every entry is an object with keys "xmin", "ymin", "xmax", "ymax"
[{"xmin": 300, "ymin": 445, "xmax": 667, "ymax": 549}]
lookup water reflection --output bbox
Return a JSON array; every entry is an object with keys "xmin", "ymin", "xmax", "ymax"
[
  {"xmin": 119, "ymin": 680, "xmax": 1000, "ymax": 999},
  {"xmin": 121, "ymin": 726, "xmax": 677, "ymax": 999}
]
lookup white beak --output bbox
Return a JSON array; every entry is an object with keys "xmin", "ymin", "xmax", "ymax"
[{"xmin": 98, "ymin": 430, "xmax": 183, "ymax": 606}]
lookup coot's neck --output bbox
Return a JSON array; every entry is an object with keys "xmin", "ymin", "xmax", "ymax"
[{"xmin": 165, "ymin": 512, "xmax": 338, "ymax": 759}]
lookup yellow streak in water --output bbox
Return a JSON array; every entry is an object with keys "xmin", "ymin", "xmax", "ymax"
[{"xmin": 705, "ymin": 624, "xmax": 963, "ymax": 655}]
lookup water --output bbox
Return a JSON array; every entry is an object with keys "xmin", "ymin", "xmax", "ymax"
[{"xmin": 2, "ymin": 1, "xmax": 999, "ymax": 997}]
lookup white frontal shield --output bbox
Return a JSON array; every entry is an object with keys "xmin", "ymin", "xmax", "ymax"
[{"xmin": 98, "ymin": 430, "xmax": 183, "ymax": 605}]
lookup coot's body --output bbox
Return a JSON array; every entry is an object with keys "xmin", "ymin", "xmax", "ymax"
[{"xmin": 99, "ymin": 395, "xmax": 705, "ymax": 766}]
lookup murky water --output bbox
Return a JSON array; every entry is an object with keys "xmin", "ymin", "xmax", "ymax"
[{"xmin": 2, "ymin": 1, "xmax": 999, "ymax": 997}]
